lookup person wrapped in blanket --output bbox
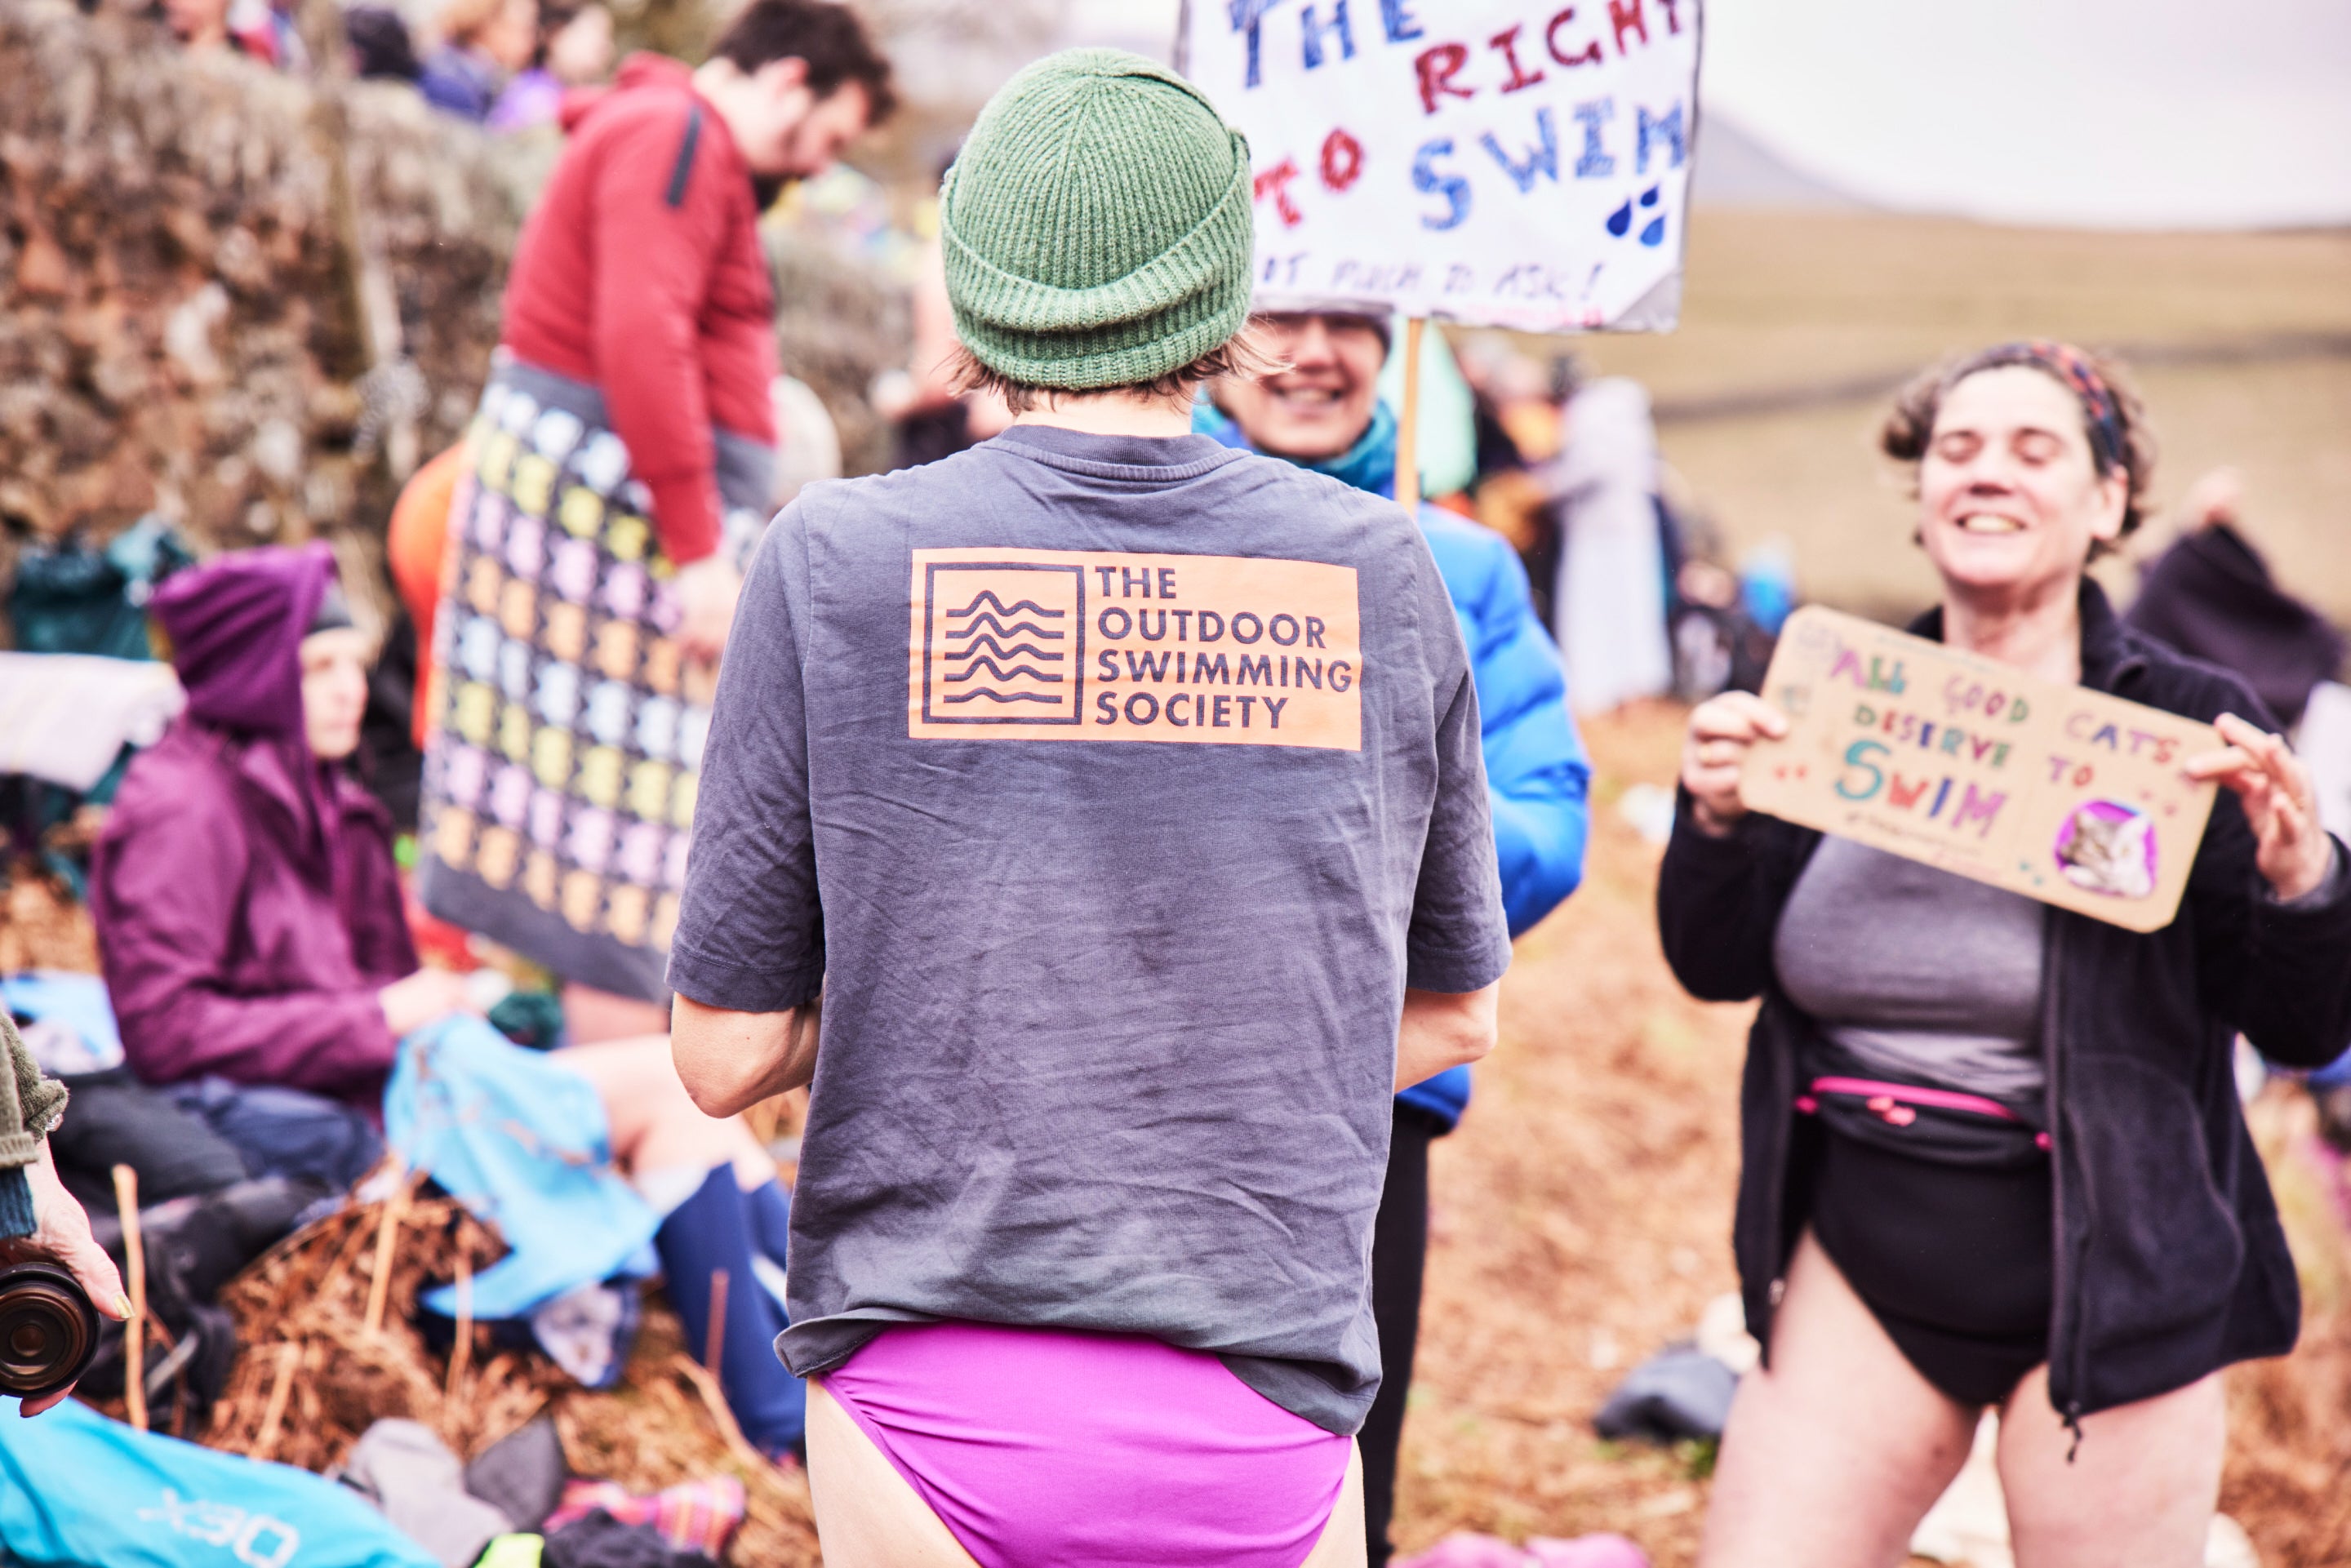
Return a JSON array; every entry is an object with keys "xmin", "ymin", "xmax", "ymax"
[
  {"xmin": 88, "ymin": 544, "xmax": 809, "ymax": 1455},
  {"xmin": 1198, "ymin": 313, "xmax": 1590, "ymax": 1568}
]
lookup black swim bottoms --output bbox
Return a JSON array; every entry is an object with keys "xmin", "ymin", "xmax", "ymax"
[{"xmin": 1808, "ymin": 1126, "xmax": 2052, "ymax": 1406}]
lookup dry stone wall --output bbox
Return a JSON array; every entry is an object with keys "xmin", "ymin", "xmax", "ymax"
[
  {"xmin": 0, "ymin": 0, "xmax": 910, "ymax": 595},
  {"xmin": 0, "ymin": 0, "xmax": 518, "ymax": 561}
]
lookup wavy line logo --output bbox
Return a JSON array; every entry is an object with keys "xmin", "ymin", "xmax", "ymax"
[{"xmin": 918, "ymin": 563, "xmax": 1085, "ymax": 725}]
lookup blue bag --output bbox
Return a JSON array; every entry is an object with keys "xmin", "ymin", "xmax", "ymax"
[
  {"xmin": 0, "ymin": 1395, "xmax": 436, "ymax": 1567},
  {"xmin": 383, "ymin": 1016, "xmax": 658, "ymax": 1325}
]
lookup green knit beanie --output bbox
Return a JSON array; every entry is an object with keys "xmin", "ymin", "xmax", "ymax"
[{"xmin": 940, "ymin": 49, "xmax": 1254, "ymax": 392}]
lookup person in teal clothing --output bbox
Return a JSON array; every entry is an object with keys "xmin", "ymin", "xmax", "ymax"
[{"xmin": 1203, "ymin": 310, "xmax": 1592, "ymax": 1566}]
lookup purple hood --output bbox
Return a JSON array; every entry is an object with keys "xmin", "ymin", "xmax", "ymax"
[
  {"xmin": 95, "ymin": 540, "xmax": 416, "ymax": 1108},
  {"xmin": 150, "ymin": 543, "xmax": 335, "ymax": 738}
]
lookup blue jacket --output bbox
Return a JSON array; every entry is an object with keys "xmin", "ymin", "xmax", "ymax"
[{"xmin": 1198, "ymin": 402, "xmax": 1591, "ymax": 1130}]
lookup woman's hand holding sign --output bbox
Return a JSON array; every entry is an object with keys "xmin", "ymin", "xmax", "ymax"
[
  {"xmin": 2185, "ymin": 713, "xmax": 2337, "ymax": 903},
  {"xmin": 1680, "ymin": 692, "xmax": 1789, "ymax": 838}
]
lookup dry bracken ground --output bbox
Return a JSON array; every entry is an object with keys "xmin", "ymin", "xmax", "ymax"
[{"xmin": 11, "ymin": 704, "xmax": 2349, "ymax": 1565}]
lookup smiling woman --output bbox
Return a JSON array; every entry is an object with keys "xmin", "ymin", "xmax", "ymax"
[
  {"xmin": 1657, "ymin": 342, "xmax": 2351, "ymax": 1568},
  {"xmin": 1882, "ymin": 340, "xmax": 2155, "ymax": 575}
]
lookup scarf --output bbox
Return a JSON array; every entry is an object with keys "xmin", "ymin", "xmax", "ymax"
[{"xmin": 1195, "ymin": 397, "xmax": 1400, "ymax": 500}]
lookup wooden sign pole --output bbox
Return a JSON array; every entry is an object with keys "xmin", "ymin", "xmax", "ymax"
[{"xmin": 1394, "ymin": 317, "xmax": 1425, "ymax": 513}]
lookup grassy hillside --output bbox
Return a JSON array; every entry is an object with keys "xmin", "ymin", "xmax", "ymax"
[{"xmin": 1552, "ymin": 213, "xmax": 2351, "ymax": 624}]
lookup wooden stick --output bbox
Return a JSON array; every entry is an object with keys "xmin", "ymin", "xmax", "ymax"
[
  {"xmin": 1394, "ymin": 316, "xmax": 1427, "ymax": 513},
  {"xmin": 362, "ymin": 1171, "xmax": 410, "ymax": 1337},
  {"xmin": 670, "ymin": 1353, "xmax": 768, "ymax": 1472},
  {"xmin": 445, "ymin": 1246, "xmax": 473, "ymax": 1404},
  {"xmin": 704, "ymin": 1267, "xmax": 729, "ymax": 1384},
  {"xmin": 251, "ymin": 1340, "xmax": 301, "ymax": 1461},
  {"xmin": 112, "ymin": 1165, "xmax": 146, "ymax": 1432}
]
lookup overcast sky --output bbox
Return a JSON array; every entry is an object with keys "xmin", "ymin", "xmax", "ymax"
[
  {"xmin": 1700, "ymin": 0, "xmax": 2351, "ymax": 227},
  {"xmin": 1070, "ymin": 0, "xmax": 2351, "ymax": 229}
]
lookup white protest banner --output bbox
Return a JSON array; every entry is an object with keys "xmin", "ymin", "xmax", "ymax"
[
  {"xmin": 1180, "ymin": 0, "xmax": 1701, "ymax": 332},
  {"xmin": 1740, "ymin": 608, "xmax": 2220, "ymax": 934}
]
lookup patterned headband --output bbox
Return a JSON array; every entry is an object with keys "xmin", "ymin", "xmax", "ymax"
[{"xmin": 1947, "ymin": 340, "xmax": 2127, "ymax": 473}]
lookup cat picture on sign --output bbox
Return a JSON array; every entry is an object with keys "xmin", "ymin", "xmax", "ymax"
[{"xmin": 2056, "ymin": 800, "xmax": 2157, "ymax": 899}]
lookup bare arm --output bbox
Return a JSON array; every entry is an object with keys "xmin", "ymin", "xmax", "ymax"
[
  {"xmin": 1397, "ymin": 983, "xmax": 1500, "ymax": 1092},
  {"xmin": 670, "ymin": 993, "xmax": 820, "ymax": 1117}
]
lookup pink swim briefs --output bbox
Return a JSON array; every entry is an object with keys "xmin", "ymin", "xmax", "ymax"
[{"xmin": 820, "ymin": 1321, "xmax": 1353, "ymax": 1567}]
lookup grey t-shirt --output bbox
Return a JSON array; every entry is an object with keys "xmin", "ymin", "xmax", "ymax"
[
  {"xmin": 668, "ymin": 425, "xmax": 1511, "ymax": 1434},
  {"xmin": 1774, "ymin": 835, "xmax": 2047, "ymax": 1112}
]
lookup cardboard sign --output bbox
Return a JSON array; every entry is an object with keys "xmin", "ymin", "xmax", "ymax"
[
  {"xmin": 907, "ymin": 547, "xmax": 1363, "ymax": 749},
  {"xmin": 1740, "ymin": 607, "xmax": 2220, "ymax": 932},
  {"xmin": 1179, "ymin": 0, "xmax": 1701, "ymax": 332}
]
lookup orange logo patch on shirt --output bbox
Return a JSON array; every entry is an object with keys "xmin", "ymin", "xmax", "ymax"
[{"xmin": 908, "ymin": 548, "xmax": 1362, "ymax": 751}]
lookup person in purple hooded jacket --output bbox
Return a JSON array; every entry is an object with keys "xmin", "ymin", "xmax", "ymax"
[
  {"xmin": 91, "ymin": 544, "xmax": 816, "ymax": 1455},
  {"xmin": 94, "ymin": 547, "xmax": 442, "ymax": 1108}
]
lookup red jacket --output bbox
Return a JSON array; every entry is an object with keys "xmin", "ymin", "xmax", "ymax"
[{"xmin": 499, "ymin": 54, "xmax": 778, "ymax": 566}]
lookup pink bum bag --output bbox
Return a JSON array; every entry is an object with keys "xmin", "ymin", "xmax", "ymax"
[{"xmin": 1798, "ymin": 1075, "xmax": 2053, "ymax": 1157}]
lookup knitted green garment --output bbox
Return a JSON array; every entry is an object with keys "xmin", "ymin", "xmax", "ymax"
[
  {"xmin": 940, "ymin": 48, "xmax": 1254, "ymax": 391},
  {"xmin": 2, "ymin": 1011, "xmax": 68, "ymax": 1238}
]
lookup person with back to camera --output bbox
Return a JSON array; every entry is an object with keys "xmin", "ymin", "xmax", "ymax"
[
  {"xmin": 665, "ymin": 51, "xmax": 1513, "ymax": 1568},
  {"xmin": 1657, "ymin": 342, "xmax": 2351, "ymax": 1567},
  {"xmin": 1201, "ymin": 309, "xmax": 1590, "ymax": 1568}
]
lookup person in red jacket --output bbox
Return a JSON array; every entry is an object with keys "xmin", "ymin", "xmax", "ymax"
[{"xmin": 418, "ymin": 1, "xmax": 893, "ymax": 1011}]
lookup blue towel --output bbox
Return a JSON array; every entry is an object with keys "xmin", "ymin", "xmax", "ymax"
[{"xmin": 384, "ymin": 1015, "xmax": 659, "ymax": 1321}]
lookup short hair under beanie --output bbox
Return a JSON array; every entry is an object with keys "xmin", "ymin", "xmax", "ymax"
[{"xmin": 940, "ymin": 49, "xmax": 1253, "ymax": 392}]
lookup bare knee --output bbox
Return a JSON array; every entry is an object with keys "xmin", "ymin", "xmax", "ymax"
[
  {"xmin": 557, "ymin": 1036, "xmax": 770, "ymax": 1182},
  {"xmin": 1700, "ymin": 1235, "xmax": 1975, "ymax": 1568}
]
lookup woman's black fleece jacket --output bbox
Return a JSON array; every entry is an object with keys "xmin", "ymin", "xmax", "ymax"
[{"xmin": 1657, "ymin": 582, "xmax": 2351, "ymax": 1424}]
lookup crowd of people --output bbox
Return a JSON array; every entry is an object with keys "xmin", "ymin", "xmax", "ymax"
[
  {"xmin": 5, "ymin": 5, "xmax": 2351, "ymax": 1568},
  {"xmin": 162, "ymin": 0, "xmax": 619, "ymax": 133}
]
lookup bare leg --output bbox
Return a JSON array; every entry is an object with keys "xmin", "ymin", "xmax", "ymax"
[
  {"xmin": 555, "ymin": 1035, "xmax": 776, "ymax": 1190},
  {"xmin": 1699, "ymin": 1232, "xmax": 1979, "ymax": 1568},
  {"xmin": 1300, "ymin": 1441, "xmax": 1368, "ymax": 1568},
  {"xmin": 807, "ymin": 1378, "xmax": 983, "ymax": 1568},
  {"xmin": 562, "ymin": 982, "xmax": 673, "ymax": 1045},
  {"xmin": 1998, "ymin": 1367, "xmax": 2223, "ymax": 1568},
  {"xmin": 807, "ymin": 1378, "xmax": 1366, "ymax": 1568}
]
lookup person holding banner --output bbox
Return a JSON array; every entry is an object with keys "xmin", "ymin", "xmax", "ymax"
[
  {"xmin": 1656, "ymin": 343, "xmax": 2351, "ymax": 1567},
  {"xmin": 668, "ymin": 51, "xmax": 1513, "ymax": 1568},
  {"xmin": 1201, "ymin": 310, "xmax": 1589, "ymax": 1567}
]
